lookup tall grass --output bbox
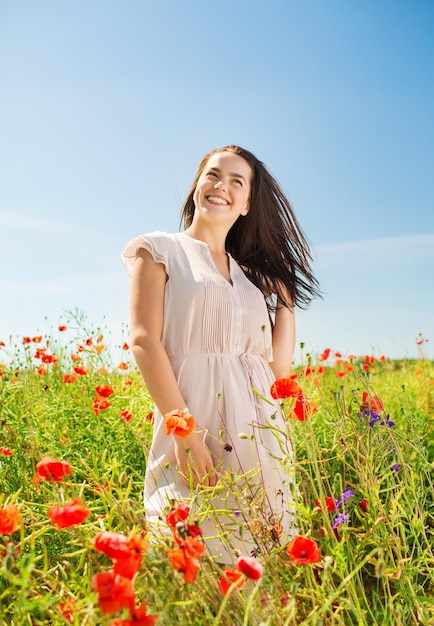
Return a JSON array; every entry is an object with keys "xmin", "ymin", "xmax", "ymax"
[{"xmin": 0, "ymin": 316, "xmax": 432, "ymax": 625}]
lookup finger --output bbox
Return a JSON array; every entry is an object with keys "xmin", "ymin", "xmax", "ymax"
[
  {"xmin": 206, "ymin": 470, "xmax": 215, "ymax": 487},
  {"xmin": 188, "ymin": 462, "xmax": 204, "ymax": 486}
]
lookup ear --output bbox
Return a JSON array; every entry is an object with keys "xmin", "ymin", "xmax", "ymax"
[{"xmin": 241, "ymin": 200, "xmax": 250, "ymax": 216}]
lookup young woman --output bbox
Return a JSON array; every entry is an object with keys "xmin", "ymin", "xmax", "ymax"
[{"xmin": 121, "ymin": 146, "xmax": 320, "ymax": 562}]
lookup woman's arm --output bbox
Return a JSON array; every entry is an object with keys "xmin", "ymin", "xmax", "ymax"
[
  {"xmin": 269, "ymin": 292, "xmax": 296, "ymax": 379},
  {"xmin": 130, "ymin": 248, "xmax": 216, "ymax": 487}
]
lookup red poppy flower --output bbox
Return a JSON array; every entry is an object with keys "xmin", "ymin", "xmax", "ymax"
[
  {"xmin": 315, "ymin": 497, "xmax": 336, "ymax": 512},
  {"xmin": 362, "ymin": 364, "xmax": 370, "ymax": 371},
  {"xmin": 94, "ymin": 344, "xmax": 105, "ymax": 354},
  {"xmin": 292, "ymin": 396, "xmax": 317, "ymax": 421},
  {"xmin": 236, "ymin": 555, "xmax": 264, "ymax": 581},
  {"xmin": 145, "ymin": 411, "xmax": 154, "ymax": 423},
  {"xmin": 48, "ymin": 498, "xmax": 90, "ymax": 529},
  {"xmin": 116, "ymin": 537, "xmax": 149, "ymax": 580},
  {"xmin": 363, "ymin": 354, "xmax": 375, "ymax": 364},
  {"xmin": 33, "ymin": 347, "xmax": 47, "ymax": 359},
  {"xmin": 360, "ymin": 391, "xmax": 383, "ymax": 412},
  {"xmin": 58, "ymin": 598, "xmax": 75, "ymax": 623},
  {"xmin": 71, "ymin": 354, "xmax": 82, "ymax": 363},
  {"xmin": 37, "ymin": 365, "xmax": 47, "ymax": 376},
  {"xmin": 183, "ymin": 535, "xmax": 205, "ymax": 560},
  {"xmin": 119, "ymin": 408, "xmax": 133, "ymax": 423},
  {"xmin": 92, "ymin": 570, "xmax": 135, "ymax": 616},
  {"xmin": 22, "ymin": 336, "xmax": 32, "ymax": 344},
  {"xmin": 93, "ymin": 531, "xmax": 133, "ymax": 560},
  {"xmin": 336, "ymin": 371, "xmax": 345, "ymax": 378},
  {"xmin": 62, "ymin": 373, "xmax": 78, "ymax": 384},
  {"xmin": 95, "ymin": 385, "xmax": 115, "ymax": 398},
  {"xmin": 359, "ymin": 498, "xmax": 368, "ymax": 512},
  {"xmin": 93, "ymin": 531, "xmax": 149, "ymax": 573},
  {"xmin": 93, "ymin": 398, "xmax": 111, "ymax": 416},
  {"xmin": 186, "ymin": 523, "xmax": 203, "ymax": 538},
  {"xmin": 167, "ymin": 546, "xmax": 201, "ymax": 583},
  {"xmin": 219, "ymin": 568, "xmax": 245, "ymax": 596},
  {"xmin": 164, "ymin": 409, "xmax": 195, "ymax": 439},
  {"xmin": 0, "ymin": 446, "xmax": 12, "ymax": 456},
  {"xmin": 110, "ymin": 602, "xmax": 159, "ymax": 626},
  {"xmin": 129, "ymin": 602, "xmax": 159, "ymax": 626},
  {"xmin": 166, "ymin": 502, "xmax": 190, "ymax": 528},
  {"xmin": 58, "ymin": 325, "xmax": 68, "ymax": 332},
  {"xmin": 122, "ymin": 342, "xmax": 130, "ymax": 350},
  {"xmin": 286, "ymin": 535, "xmax": 321, "ymax": 565},
  {"xmin": 318, "ymin": 348, "xmax": 331, "ymax": 361},
  {"xmin": 113, "ymin": 536, "xmax": 149, "ymax": 580},
  {"xmin": 118, "ymin": 362, "xmax": 129, "ymax": 371},
  {"xmin": 32, "ymin": 335, "xmax": 43, "ymax": 343},
  {"xmin": 270, "ymin": 378, "xmax": 302, "ymax": 399},
  {"xmin": 41, "ymin": 353, "xmax": 57, "ymax": 364},
  {"xmin": 73, "ymin": 366, "xmax": 87, "ymax": 376},
  {"xmin": 34, "ymin": 456, "xmax": 71, "ymax": 484},
  {"xmin": 0, "ymin": 503, "xmax": 20, "ymax": 535}
]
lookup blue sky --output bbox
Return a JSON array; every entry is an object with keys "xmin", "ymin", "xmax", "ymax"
[{"xmin": 1, "ymin": 0, "xmax": 433, "ymax": 361}]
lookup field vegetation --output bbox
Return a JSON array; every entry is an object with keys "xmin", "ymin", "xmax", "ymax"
[{"xmin": 0, "ymin": 315, "xmax": 433, "ymax": 625}]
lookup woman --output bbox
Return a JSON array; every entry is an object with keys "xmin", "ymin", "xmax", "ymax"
[{"xmin": 121, "ymin": 146, "xmax": 320, "ymax": 562}]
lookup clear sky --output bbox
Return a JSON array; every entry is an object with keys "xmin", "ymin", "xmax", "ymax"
[{"xmin": 1, "ymin": 0, "xmax": 433, "ymax": 361}]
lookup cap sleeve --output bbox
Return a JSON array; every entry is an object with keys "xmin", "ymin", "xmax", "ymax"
[{"xmin": 120, "ymin": 231, "xmax": 171, "ymax": 276}]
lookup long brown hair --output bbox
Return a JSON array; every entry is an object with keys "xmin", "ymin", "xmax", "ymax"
[{"xmin": 180, "ymin": 145, "xmax": 321, "ymax": 310}]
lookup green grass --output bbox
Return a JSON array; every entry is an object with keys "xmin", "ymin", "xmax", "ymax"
[{"xmin": 0, "ymin": 317, "xmax": 433, "ymax": 625}]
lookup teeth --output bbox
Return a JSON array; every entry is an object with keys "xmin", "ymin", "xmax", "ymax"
[{"xmin": 207, "ymin": 195, "xmax": 228, "ymax": 205}]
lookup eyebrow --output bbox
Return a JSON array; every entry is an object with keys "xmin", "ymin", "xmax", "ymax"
[{"xmin": 208, "ymin": 167, "xmax": 247, "ymax": 183}]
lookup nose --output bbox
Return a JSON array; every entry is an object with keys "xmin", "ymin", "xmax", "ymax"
[{"xmin": 214, "ymin": 178, "xmax": 226, "ymax": 190}]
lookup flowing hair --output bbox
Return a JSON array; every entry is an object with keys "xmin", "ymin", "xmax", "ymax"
[{"xmin": 180, "ymin": 145, "xmax": 321, "ymax": 310}]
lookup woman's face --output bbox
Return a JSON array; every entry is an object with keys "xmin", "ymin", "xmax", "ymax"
[{"xmin": 192, "ymin": 151, "xmax": 252, "ymax": 228}]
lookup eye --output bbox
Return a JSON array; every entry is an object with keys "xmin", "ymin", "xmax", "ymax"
[
  {"xmin": 207, "ymin": 171, "xmax": 218, "ymax": 178},
  {"xmin": 232, "ymin": 178, "xmax": 243, "ymax": 186}
]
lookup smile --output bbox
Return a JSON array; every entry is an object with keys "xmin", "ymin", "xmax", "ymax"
[{"xmin": 206, "ymin": 195, "xmax": 229, "ymax": 205}]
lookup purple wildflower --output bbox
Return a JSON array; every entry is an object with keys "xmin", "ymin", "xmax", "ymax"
[
  {"xmin": 333, "ymin": 512, "xmax": 349, "ymax": 529},
  {"xmin": 359, "ymin": 408, "xmax": 394, "ymax": 428},
  {"xmin": 358, "ymin": 408, "xmax": 381, "ymax": 427},
  {"xmin": 391, "ymin": 463, "xmax": 401, "ymax": 472},
  {"xmin": 336, "ymin": 487, "xmax": 354, "ymax": 509},
  {"xmin": 380, "ymin": 414, "xmax": 395, "ymax": 427},
  {"xmin": 368, "ymin": 410, "xmax": 381, "ymax": 426}
]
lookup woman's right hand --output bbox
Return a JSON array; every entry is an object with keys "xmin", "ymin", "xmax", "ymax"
[{"xmin": 173, "ymin": 432, "xmax": 217, "ymax": 488}]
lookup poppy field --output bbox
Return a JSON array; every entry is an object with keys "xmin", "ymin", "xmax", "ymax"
[{"xmin": 0, "ymin": 316, "xmax": 433, "ymax": 625}]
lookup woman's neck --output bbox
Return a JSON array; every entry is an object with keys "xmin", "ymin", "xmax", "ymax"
[{"xmin": 183, "ymin": 225, "xmax": 228, "ymax": 255}]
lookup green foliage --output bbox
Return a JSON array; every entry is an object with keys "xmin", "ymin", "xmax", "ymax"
[{"xmin": 0, "ymin": 322, "xmax": 433, "ymax": 625}]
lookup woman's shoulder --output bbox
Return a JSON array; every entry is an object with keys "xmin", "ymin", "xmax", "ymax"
[
  {"xmin": 133, "ymin": 230, "xmax": 177, "ymax": 243},
  {"xmin": 123, "ymin": 231, "xmax": 181, "ymax": 252},
  {"xmin": 120, "ymin": 231, "xmax": 180, "ymax": 275}
]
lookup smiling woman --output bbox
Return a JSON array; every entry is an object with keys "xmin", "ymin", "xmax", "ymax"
[{"xmin": 120, "ymin": 145, "xmax": 321, "ymax": 562}]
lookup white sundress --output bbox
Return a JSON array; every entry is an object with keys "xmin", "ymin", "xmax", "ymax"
[{"xmin": 121, "ymin": 231, "xmax": 296, "ymax": 562}]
